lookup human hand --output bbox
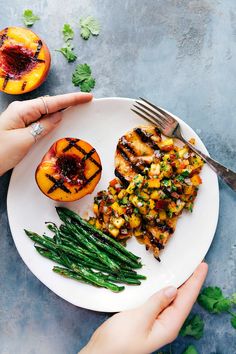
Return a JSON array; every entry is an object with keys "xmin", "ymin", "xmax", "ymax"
[
  {"xmin": 80, "ymin": 262, "xmax": 208, "ymax": 354},
  {"xmin": 0, "ymin": 92, "xmax": 92, "ymax": 176}
]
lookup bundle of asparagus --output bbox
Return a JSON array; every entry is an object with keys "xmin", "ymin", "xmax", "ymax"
[{"xmin": 24, "ymin": 207, "xmax": 146, "ymax": 292}]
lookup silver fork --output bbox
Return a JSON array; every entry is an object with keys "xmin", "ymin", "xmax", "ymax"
[{"xmin": 131, "ymin": 97, "xmax": 236, "ymax": 192}]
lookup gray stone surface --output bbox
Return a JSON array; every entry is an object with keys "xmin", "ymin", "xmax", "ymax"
[{"xmin": 0, "ymin": 0, "xmax": 236, "ymax": 353}]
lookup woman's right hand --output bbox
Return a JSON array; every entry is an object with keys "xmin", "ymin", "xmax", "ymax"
[{"xmin": 80, "ymin": 262, "xmax": 208, "ymax": 354}]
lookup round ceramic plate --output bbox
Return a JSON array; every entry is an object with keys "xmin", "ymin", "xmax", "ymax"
[{"xmin": 7, "ymin": 97, "xmax": 219, "ymax": 312}]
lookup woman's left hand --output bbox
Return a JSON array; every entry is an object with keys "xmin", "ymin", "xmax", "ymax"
[{"xmin": 0, "ymin": 92, "xmax": 92, "ymax": 176}]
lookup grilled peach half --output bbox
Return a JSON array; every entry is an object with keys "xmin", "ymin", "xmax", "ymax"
[
  {"xmin": 35, "ymin": 138, "xmax": 102, "ymax": 202},
  {"xmin": 0, "ymin": 26, "xmax": 51, "ymax": 94}
]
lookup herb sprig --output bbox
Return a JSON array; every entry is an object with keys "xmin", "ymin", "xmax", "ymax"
[
  {"xmin": 72, "ymin": 63, "xmax": 95, "ymax": 92},
  {"xmin": 62, "ymin": 23, "xmax": 74, "ymax": 42},
  {"xmin": 182, "ymin": 344, "xmax": 199, "ymax": 354},
  {"xmin": 198, "ymin": 286, "xmax": 236, "ymax": 329},
  {"xmin": 56, "ymin": 44, "xmax": 77, "ymax": 63},
  {"xmin": 79, "ymin": 16, "xmax": 100, "ymax": 40},
  {"xmin": 22, "ymin": 9, "xmax": 40, "ymax": 26},
  {"xmin": 57, "ymin": 23, "xmax": 77, "ymax": 62},
  {"xmin": 180, "ymin": 314, "xmax": 204, "ymax": 340}
]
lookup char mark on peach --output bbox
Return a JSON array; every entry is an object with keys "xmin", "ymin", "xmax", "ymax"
[
  {"xmin": 63, "ymin": 138, "xmax": 101, "ymax": 169},
  {"xmin": 2, "ymin": 73, "xmax": 10, "ymax": 90},
  {"xmin": 77, "ymin": 169, "xmax": 102, "ymax": 191},
  {"xmin": 46, "ymin": 174, "xmax": 71, "ymax": 194},
  {"xmin": 0, "ymin": 28, "xmax": 8, "ymax": 48},
  {"xmin": 34, "ymin": 39, "xmax": 42, "ymax": 59},
  {"xmin": 21, "ymin": 81, "xmax": 27, "ymax": 91}
]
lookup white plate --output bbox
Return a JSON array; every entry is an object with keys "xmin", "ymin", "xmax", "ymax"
[{"xmin": 7, "ymin": 97, "xmax": 219, "ymax": 312}]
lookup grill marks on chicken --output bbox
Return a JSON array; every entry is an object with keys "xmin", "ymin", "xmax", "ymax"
[
  {"xmin": 90, "ymin": 125, "xmax": 203, "ymax": 260},
  {"xmin": 115, "ymin": 126, "xmax": 162, "ymax": 183}
]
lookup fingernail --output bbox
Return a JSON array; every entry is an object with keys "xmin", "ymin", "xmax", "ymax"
[
  {"xmin": 79, "ymin": 92, "xmax": 92, "ymax": 96},
  {"xmin": 50, "ymin": 113, "xmax": 62, "ymax": 123},
  {"xmin": 164, "ymin": 286, "xmax": 177, "ymax": 299}
]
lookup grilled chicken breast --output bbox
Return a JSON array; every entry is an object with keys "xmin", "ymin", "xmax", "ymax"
[{"xmin": 89, "ymin": 125, "xmax": 203, "ymax": 260}]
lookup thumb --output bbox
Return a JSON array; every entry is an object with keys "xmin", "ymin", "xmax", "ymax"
[{"xmin": 138, "ymin": 286, "xmax": 177, "ymax": 328}]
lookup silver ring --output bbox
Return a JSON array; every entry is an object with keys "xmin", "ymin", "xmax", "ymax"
[
  {"xmin": 40, "ymin": 96, "xmax": 49, "ymax": 115},
  {"xmin": 30, "ymin": 122, "xmax": 44, "ymax": 142}
]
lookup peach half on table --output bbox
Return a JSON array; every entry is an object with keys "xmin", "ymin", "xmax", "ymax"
[
  {"xmin": 0, "ymin": 26, "xmax": 51, "ymax": 94},
  {"xmin": 35, "ymin": 138, "xmax": 102, "ymax": 202}
]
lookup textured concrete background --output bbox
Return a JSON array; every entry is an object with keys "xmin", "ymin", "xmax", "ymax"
[{"xmin": 0, "ymin": 0, "xmax": 236, "ymax": 353}]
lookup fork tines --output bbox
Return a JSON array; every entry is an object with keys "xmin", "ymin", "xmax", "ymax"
[{"xmin": 131, "ymin": 97, "xmax": 175, "ymax": 130}]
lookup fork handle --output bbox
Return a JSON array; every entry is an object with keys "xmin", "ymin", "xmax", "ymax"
[{"xmin": 182, "ymin": 138, "xmax": 236, "ymax": 191}]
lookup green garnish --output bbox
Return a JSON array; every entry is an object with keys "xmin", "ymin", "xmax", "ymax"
[
  {"xmin": 160, "ymin": 162, "xmax": 169, "ymax": 171},
  {"xmin": 133, "ymin": 207, "xmax": 139, "ymax": 214},
  {"xmin": 198, "ymin": 286, "xmax": 232, "ymax": 313},
  {"xmin": 62, "ymin": 23, "xmax": 74, "ymax": 42},
  {"xmin": 188, "ymin": 203, "xmax": 193, "ymax": 212},
  {"xmin": 176, "ymin": 170, "xmax": 190, "ymax": 182},
  {"xmin": 56, "ymin": 44, "xmax": 77, "ymax": 63},
  {"xmin": 197, "ymin": 286, "xmax": 236, "ymax": 330},
  {"xmin": 172, "ymin": 184, "xmax": 178, "ymax": 191},
  {"xmin": 22, "ymin": 9, "xmax": 40, "ymax": 26},
  {"xmin": 124, "ymin": 215, "xmax": 129, "ymax": 222},
  {"xmin": 57, "ymin": 24, "xmax": 76, "ymax": 62},
  {"xmin": 72, "ymin": 63, "xmax": 95, "ymax": 92},
  {"xmin": 231, "ymin": 293, "xmax": 236, "ymax": 305},
  {"xmin": 120, "ymin": 197, "xmax": 128, "ymax": 205},
  {"xmin": 231, "ymin": 314, "xmax": 236, "ymax": 329},
  {"xmin": 162, "ymin": 179, "xmax": 171, "ymax": 187},
  {"xmin": 182, "ymin": 344, "xmax": 199, "ymax": 354},
  {"xmin": 180, "ymin": 314, "xmax": 204, "ymax": 339},
  {"xmin": 137, "ymin": 193, "xmax": 147, "ymax": 202},
  {"xmin": 133, "ymin": 175, "xmax": 143, "ymax": 187},
  {"xmin": 176, "ymin": 175, "xmax": 185, "ymax": 182},
  {"xmin": 181, "ymin": 170, "xmax": 190, "ymax": 178},
  {"xmin": 79, "ymin": 16, "xmax": 100, "ymax": 40}
]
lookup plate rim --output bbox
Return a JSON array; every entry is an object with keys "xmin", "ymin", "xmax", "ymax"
[{"xmin": 7, "ymin": 96, "xmax": 219, "ymax": 312}]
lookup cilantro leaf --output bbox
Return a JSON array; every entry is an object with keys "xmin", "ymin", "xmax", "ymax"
[
  {"xmin": 182, "ymin": 344, "xmax": 199, "ymax": 354},
  {"xmin": 62, "ymin": 23, "xmax": 74, "ymax": 42},
  {"xmin": 215, "ymin": 298, "xmax": 232, "ymax": 312},
  {"xmin": 72, "ymin": 63, "xmax": 92, "ymax": 82},
  {"xmin": 181, "ymin": 170, "xmax": 190, "ymax": 178},
  {"xmin": 120, "ymin": 197, "xmax": 128, "ymax": 205},
  {"xmin": 79, "ymin": 16, "xmax": 100, "ymax": 40},
  {"xmin": 22, "ymin": 9, "xmax": 40, "ymax": 26},
  {"xmin": 80, "ymin": 78, "xmax": 95, "ymax": 92},
  {"xmin": 180, "ymin": 314, "xmax": 204, "ymax": 339},
  {"xmin": 72, "ymin": 63, "xmax": 95, "ymax": 92},
  {"xmin": 198, "ymin": 286, "xmax": 231, "ymax": 313},
  {"xmin": 56, "ymin": 44, "xmax": 77, "ymax": 62},
  {"xmin": 176, "ymin": 175, "xmax": 185, "ymax": 182},
  {"xmin": 231, "ymin": 314, "xmax": 236, "ymax": 329},
  {"xmin": 231, "ymin": 293, "xmax": 236, "ymax": 305},
  {"xmin": 80, "ymin": 27, "xmax": 91, "ymax": 40},
  {"xmin": 188, "ymin": 203, "xmax": 193, "ymax": 212},
  {"xmin": 162, "ymin": 179, "xmax": 171, "ymax": 187}
]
